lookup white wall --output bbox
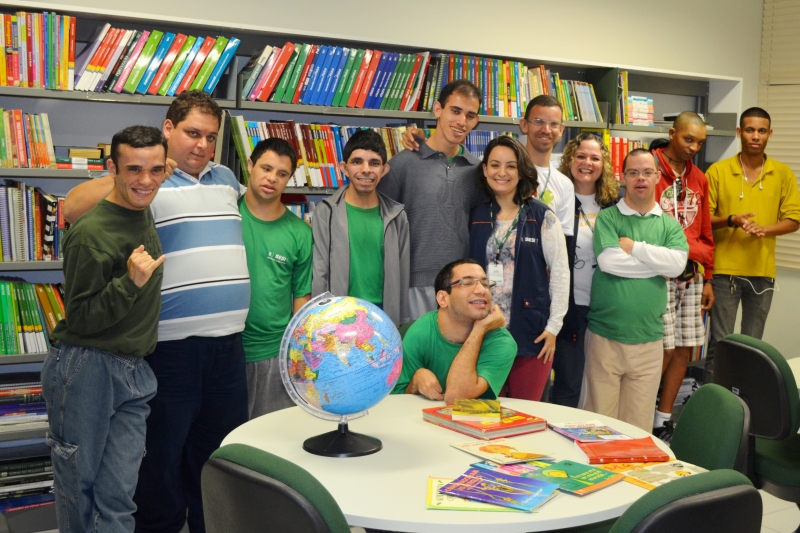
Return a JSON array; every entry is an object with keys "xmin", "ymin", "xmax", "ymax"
[{"xmin": 26, "ymin": 0, "xmax": 763, "ymax": 107}]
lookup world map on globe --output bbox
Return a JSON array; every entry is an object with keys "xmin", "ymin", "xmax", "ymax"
[{"xmin": 281, "ymin": 295, "xmax": 403, "ymax": 418}]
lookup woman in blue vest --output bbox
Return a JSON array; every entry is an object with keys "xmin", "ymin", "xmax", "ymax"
[
  {"xmin": 469, "ymin": 136, "xmax": 569, "ymax": 401},
  {"xmin": 551, "ymin": 133, "xmax": 620, "ymax": 407}
]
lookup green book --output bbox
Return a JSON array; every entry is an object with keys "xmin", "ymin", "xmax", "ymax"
[
  {"xmin": 123, "ymin": 30, "xmax": 164, "ymax": 94},
  {"xmin": 331, "ymin": 47, "xmax": 358, "ymax": 108},
  {"xmin": 190, "ymin": 36, "xmax": 227, "ymax": 92},
  {"xmin": 272, "ymin": 46, "xmax": 300, "ymax": 103},
  {"xmin": 337, "ymin": 48, "xmax": 365, "ymax": 107},
  {"xmin": 528, "ymin": 460, "xmax": 625, "ymax": 496},
  {"xmin": 158, "ymin": 35, "xmax": 196, "ymax": 96},
  {"xmin": 379, "ymin": 53, "xmax": 404, "ymax": 111},
  {"xmin": 389, "ymin": 53, "xmax": 414, "ymax": 110},
  {"xmin": 11, "ymin": 283, "xmax": 26, "ymax": 354},
  {"xmin": 0, "ymin": 282, "xmax": 9, "ymax": 354},
  {"xmin": 0, "ymin": 109, "xmax": 6, "ymax": 168},
  {"xmin": 25, "ymin": 284, "xmax": 45, "ymax": 351},
  {"xmin": 281, "ymin": 43, "xmax": 310, "ymax": 103}
]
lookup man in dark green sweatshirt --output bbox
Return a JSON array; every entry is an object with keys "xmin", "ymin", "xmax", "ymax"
[{"xmin": 42, "ymin": 125, "xmax": 167, "ymax": 533}]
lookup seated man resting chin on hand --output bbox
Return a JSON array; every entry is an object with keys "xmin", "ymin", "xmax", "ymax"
[{"xmin": 391, "ymin": 258, "xmax": 517, "ymax": 405}]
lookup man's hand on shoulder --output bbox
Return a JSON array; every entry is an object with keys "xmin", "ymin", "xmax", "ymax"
[
  {"xmin": 474, "ymin": 304, "xmax": 505, "ymax": 335},
  {"xmin": 401, "ymin": 126, "xmax": 427, "ymax": 152},
  {"xmin": 127, "ymin": 245, "xmax": 165, "ymax": 288},
  {"xmin": 619, "ymin": 237, "xmax": 635, "ymax": 255},
  {"xmin": 407, "ymin": 368, "xmax": 443, "ymax": 401},
  {"xmin": 165, "ymin": 157, "xmax": 177, "ymax": 180}
]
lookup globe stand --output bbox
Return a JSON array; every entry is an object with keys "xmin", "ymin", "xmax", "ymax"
[{"xmin": 303, "ymin": 421, "xmax": 382, "ymax": 458}]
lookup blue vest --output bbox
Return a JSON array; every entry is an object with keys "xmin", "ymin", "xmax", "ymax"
[{"xmin": 469, "ymin": 198, "xmax": 551, "ymax": 356}]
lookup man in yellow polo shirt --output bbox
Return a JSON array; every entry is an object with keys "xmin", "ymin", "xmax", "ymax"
[{"xmin": 705, "ymin": 107, "xmax": 800, "ymax": 381}]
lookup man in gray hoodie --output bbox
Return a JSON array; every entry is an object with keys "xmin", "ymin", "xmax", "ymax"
[{"xmin": 312, "ymin": 129, "xmax": 410, "ymax": 327}]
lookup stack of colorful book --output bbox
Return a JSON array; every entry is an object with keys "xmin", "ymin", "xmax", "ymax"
[
  {"xmin": 0, "ymin": 180, "xmax": 65, "ymax": 262},
  {"xmin": 0, "ymin": 454, "xmax": 54, "ymax": 514},
  {"xmin": 0, "ymin": 11, "xmax": 76, "ymax": 90},
  {"xmin": 437, "ymin": 467, "xmax": 559, "ymax": 512},
  {"xmin": 525, "ymin": 65, "xmax": 604, "ymax": 123},
  {"xmin": 422, "ymin": 405, "xmax": 547, "ymax": 440},
  {"xmin": 0, "ymin": 110, "xmax": 56, "ymax": 169},
  {"xmin": 72, "ymin": 23, "xmax": 239, "ymax": 95},
  {"xmin": 0, "ymin": 281, "xmax": 63, "ymax": 355}
]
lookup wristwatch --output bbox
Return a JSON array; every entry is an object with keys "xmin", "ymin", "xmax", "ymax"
[{"xmin": 727, "ymin": 214, "xmax": 736, "ymax": 228}]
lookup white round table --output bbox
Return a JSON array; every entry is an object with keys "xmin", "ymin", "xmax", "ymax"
[{"xmin": 222, "ymin": 395, "xmax": 670, "ymax": 533}]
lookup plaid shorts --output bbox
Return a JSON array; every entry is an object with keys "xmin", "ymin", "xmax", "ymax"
[{"xmin": 662, "ymin": 274, "xmax": 705, "ymax": 350}]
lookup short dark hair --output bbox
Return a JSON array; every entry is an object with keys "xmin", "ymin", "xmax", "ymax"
[
  {"xmin": 438, "ymin": 79, "xmax": 481, "ymax": 108},
  {"xmin": 250, "ymin": 137, "xmax": 298, "ymax": 175},
  {"xmin": 434, "ymin": 258, "xmax": 480, "ymax": 299},
  {"xmin": 524, "ymin": 95, "xmax": 563, "ymax": 121},
  {"xmin": 166, "ymin": 90, "xmax": 222, "ymax": 129},
  {"xmin": 648, "ymin": 138, "xmax": 670, "ymax": 152},
  {"xmin": 740, "ymin": 107, "xmax": 771, "ymax": 129},
  {"xmin": 111, "ymin": 125, "xmax": 167, "ymax": 167},
  {"xmin": 342, "ymin": 129, "xmax": 387, "ymax": 165},
  {"xmin": 480, "ymin": 136, "xmax": 538, "ymax": 205},
  {"xmin": 622, "ymin": 148, "xmax": 656, "ymax": 172}
]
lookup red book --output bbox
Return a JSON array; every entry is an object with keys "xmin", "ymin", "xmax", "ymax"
[
  {"xmin": 68, "ymin": 16, "xmax": 76, "ymax": 90},
  {"xmin": 354, "ymin": 50, "xmax": 381, "ymax": 109},
  {"xmin": 398, "ymin": 53, "xmax": 423, "ymax": 111},
  {"xmin": 4, "ymin": 15, "xmax": 14, "ymax": 86},
  {"xmin": 575, "ymin": 437, "xmax": 671, "ymax": 465},
  {"xmin": 256, "ymin": 42, "xmax": 296, "ymax": 102},
  {"xmin": 422, "ymin": 405, "xmax": 547, "ymax": 440},
  {"xmin": 25, "ymin": 13, "xmax": 34, "ymax": 88},
  {"xmin": 146, "ymin": 33, "xmax": 187, "ymax": 95},
  {"xmin": 290, "ymin": 44, "xmax": 317, "ymax": 104},
  {"xmin": 12, "ymin": 110, "xmax": 27, "ymax": 168},
  {"xmin": 346, "ymin": 49, "xmax": 373, "ymax": 108},
  {"xmin": 175, "ymin": 36, "xmax": 215, "ymax": 95}
]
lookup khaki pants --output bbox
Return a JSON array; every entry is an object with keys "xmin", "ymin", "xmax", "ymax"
[{"xmin": 581, "ymin": 330, "xmax": 662, "ymax": 432}]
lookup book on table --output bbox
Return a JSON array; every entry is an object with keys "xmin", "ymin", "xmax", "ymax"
[
  {"xmin": 548, "ymin": 420, "xmax": 633, "ymax": 442},
  {"xmin": 438, "ymin": 467, "xmax": 559, "ymax": 512},
  {"xmin": 575, "ymin": 437, "xmax": 671, "ymax": 464},
  {"xmin": 426, "ymin": 477, "xmax": 520, "ymax": 512},
  {"xmin": 471, "ymin": 459, "xmax": 552, "ymax": 478},
  {"xmin": 523, "ymin": 460, "xmax": 624, "ymax": 496},
  {"xmin": 450, "ymin": 438, "xmax": 554, "ymax": 465},
  {"xmin": 451, "ymin": 399, "xmax": 501, "ymax": 422},
  {"xmin": 596, "ymin": 460, "xmax": 707, "ymax": 490},
  {"xmin": 422, "ymin": 405, "xmax": 546, "ymax": 440}
]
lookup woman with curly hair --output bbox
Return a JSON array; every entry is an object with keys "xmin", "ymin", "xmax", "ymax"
[
  {"xmin": 551, "ymin": 133, "xmax": 620, "ymax": 407},
  {"xmin": 469, "ymin": 135, "xmax": 569, "ymax": 401}
]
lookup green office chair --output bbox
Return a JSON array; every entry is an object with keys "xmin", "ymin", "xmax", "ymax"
[
  {"xmin": 608, "ymin": 469, "xmax": 761, "ymax": 533},
  {"xmin": 202, "ymin": 443, "xmax": 353, "ymax": 533},
  {"xmin": 670, "ymin": 383, "xmax": 750, "ymax": 472},
  {"xmin": 713, "ymin": 334, "xmax": 800, "ymax": 520}
]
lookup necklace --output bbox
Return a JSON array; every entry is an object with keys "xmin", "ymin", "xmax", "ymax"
[
  {"xmin": 662, "ymin": 150, "xmax": 687, "ymax": 175},
  {"xmin": 738, "ymin": 154, "xmax": 765, "ymax": 197}
]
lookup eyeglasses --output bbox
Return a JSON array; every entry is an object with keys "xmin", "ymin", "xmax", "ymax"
[
  {"xmin": 623, "ymin": 169, "xmax": 658, "ymax": 179},
  {"xmin": 525, "ymin": 118, "xmax": 564, "ymax": 130},
  {"xmin": 444, "ymin": 276, "xmax": 496, "ymax": 290}
]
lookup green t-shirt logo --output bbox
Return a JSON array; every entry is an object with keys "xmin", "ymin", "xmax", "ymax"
[{"xmin": 541, "ymin": 189, "xmax": 555, "ymax": 206}]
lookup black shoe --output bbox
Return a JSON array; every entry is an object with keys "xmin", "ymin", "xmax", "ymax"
[{"xmin": 654, "ymin": 420, "xmax": 675, "ymax": 445}]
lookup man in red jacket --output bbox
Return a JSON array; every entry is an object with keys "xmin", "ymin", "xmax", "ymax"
[{"xmin": 651, "ymin": 111, "xmax": 715, "ymax": 441}]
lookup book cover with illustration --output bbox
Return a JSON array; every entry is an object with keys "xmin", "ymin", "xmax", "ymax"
[
  {"xmin": 548, "ymin": 420, "xmax": 632, "ymax": 442},
  {"xmin": 596, "ymin": 460, "xmax": 707, "ymax": 490},
  {"xmin": 426, "ymin": 477, "xmax": 520, "ymax": 512},
  {"xmin": 439, "ymin": 467, "xmax": 559, "ymax": 512},
  {"xmin": 451, "ymin": 399, "xmax": 501, "ymax": 422},
  {"xmin": 471, "ymin": 460, "xmax": 551, "ymax": 478},
  {"xmin": 526, "ymin": 460, "xmax": 625, "ymax": 496},
  {"xmin": 450, "ymin": 438, "xmax": 553, "ymax": 465}
]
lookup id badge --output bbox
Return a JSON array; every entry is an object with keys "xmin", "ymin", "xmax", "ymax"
[{"xmin": 488, "ymin": 261, "xmax": 504, "ymax": 287}]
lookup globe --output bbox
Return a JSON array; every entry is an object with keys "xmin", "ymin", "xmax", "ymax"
[{"xmin": 279, "ymin": 292, "xmax": 403, "ymax": 457}]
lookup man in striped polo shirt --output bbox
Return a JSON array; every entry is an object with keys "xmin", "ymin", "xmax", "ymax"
[{"xmin": 63, "ymin": 91, "xmax": 250, "ymax": 533}]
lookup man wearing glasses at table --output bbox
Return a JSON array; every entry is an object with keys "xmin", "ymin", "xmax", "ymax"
[
  {"xmin": 582, "ymin": 149, "xmax": 688, "ymax": 432},
  {"xmin": 392, "ymin": 259, "xmax": 517, "ymax": 405}
]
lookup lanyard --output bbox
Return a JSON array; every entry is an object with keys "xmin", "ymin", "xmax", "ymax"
[
  {"xmin": 489, "ymin": 204, "xmax": 524, "ymax": 262},
  {"xmin": 656, "ymin": 153, "xmax": 687, "ymax": 225},
  {"xmin": 534, "ymin": 166, "xmax": 552, "ymax": 200},
  {"xmin": 578, "ymin": 205, "xmax": 594, "ymax": 234}
]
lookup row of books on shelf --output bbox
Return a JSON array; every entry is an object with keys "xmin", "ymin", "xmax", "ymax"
[
  {"xmin": 0, "ymin": 109, "xmax": 56, "ymax": 169},
  {"xmin": 615, "ymin": 71, "xmax": 654, "ymax": 126},
  {"xmin": 0, "ymin": 12, "xmax": 75, "ymax": 90},
  {"xmin": 610, "ymin": 137, "xmax": 646, "ymax": 180},
  {"xmin": 0, "ymin": 282, "xmax": 63, "ymax": 356},
  {"xmin": 0, "ymin": 181, "xmax": 66, "ymax": 262}
]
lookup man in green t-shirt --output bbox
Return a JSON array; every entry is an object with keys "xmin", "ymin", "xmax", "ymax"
[
  {"xmin": 240, "ymin": 138, "xmax": 312, "ymax": 418},
  {"xmin": 392, "ymin": 259, "xmax": 517, "ymax": 404},
  {"xmin": 312, "ymin": 129, "xmax": 410, "ymax": 327},
  {"xmin": 583, "ymin": 149, "xmax": 688, "ymax": 432}
]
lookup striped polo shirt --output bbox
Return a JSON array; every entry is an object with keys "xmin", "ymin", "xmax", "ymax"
[{"xmin": 150, "ymin": 162, "xmax": 251, "ymax": 341}]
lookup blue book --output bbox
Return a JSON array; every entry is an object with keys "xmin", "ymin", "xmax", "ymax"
[
  {"xmin": 371, "ymin": 52, "xmax": 399, "ymax": 109},
  {"xmin": 0, "ymin": 493, "xmax": 55, "ymax": 512},
  {"xmin": 203, "ymin": 37, "xmax": 240, "ymax": 94},
  {"xmin": 136, "ymin": 32, "xmax": 175, "ymax": 94},
  {"xmin": 42, "ymin": 13, "xmax": 50, "ymax": 89},
  {"xmin": 300, "ymin": 45, "xmax": 328, "ymax": 104},
  {"xmin": 166, "ymin": 37, "xmax": 203, "ymax": 97},
  {"xmin": 320, "ymin": 46, "xmax": 346, "ymax": 107},
  {"xmin": 439, "ymin": 467, "xmax": 559, "ymax": 512},
  {"xmin": 324, "ymin": 47, "xmax": 350, "ymax": 107},
  {"xmin": 364, "ymin": 52, "xmax": 390, "ymax": 109},
  {"xmin": 330, "ymin": 127, "xmax": 347, "ymax": 186},
  {"xmin": 308, "ymin": 45, "xmax": 336, "ymax": 106}
]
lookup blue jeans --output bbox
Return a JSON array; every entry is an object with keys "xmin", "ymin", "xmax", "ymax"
[
  {"xmin": 42, "ymin": 342, "xmax": 157, "ymax": 533},
  {"xmin": 705, "ymin": 275, "xmax": 775, "ymax": 382},
  {"xmin": 133, "ymin": 334, "xmax": 248, "ymax": 533},
  {"xmin": 551, "ymin": 305, "xmax": 589, "ymax": 408}
]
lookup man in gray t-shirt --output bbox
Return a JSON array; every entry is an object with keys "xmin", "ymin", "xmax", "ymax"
[{"xmin": 378, "ymin": 80, "xmax": 484, "ymax": 319}]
